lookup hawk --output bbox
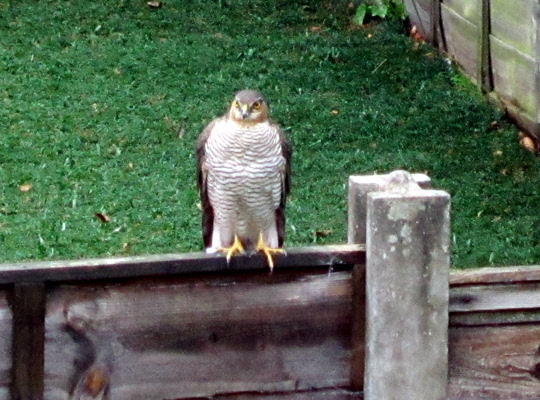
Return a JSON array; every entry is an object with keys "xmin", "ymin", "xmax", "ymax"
[{"xmin": 196, "ymin": 90, "xmax": 291, "ymax": 270}]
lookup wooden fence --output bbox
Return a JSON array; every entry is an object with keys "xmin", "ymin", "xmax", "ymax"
[
  {"xmin": 404, "ymin": 0, "xmax": 540, "ymax": 140},
  {"xmin": 0, "ymin": 171, "xmax": 539, "ymax": 399}
]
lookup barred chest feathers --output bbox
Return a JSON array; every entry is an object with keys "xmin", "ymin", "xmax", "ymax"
[
  {"xmin": 204, "ymin": 120, "xmax": 285, "ymax": 226},
  {"xmin": 206, "ymin": 120, "xmax": 283, "ymax": 165}
]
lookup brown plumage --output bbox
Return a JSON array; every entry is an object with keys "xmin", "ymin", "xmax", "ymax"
[{"xmin": 196, "ymin": 90, "xmax": 291, "ymax": 269}]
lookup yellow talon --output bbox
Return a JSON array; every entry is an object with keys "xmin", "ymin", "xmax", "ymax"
[
  {"xmin": 219, "ymin": 235, "xmax": 245, "ymax": 263},
  {"xmin": 256, "ymin": 232, "xmax": 285, "ymax": 271}
]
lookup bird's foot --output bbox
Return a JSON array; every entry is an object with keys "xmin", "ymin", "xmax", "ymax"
[
  {"xmin": 256, "ymin": 232, "xmax": 286, "ymax": 272},
  {"xmin": 218, "ymin": 235, "xmax": 245, "ymax": 264}
]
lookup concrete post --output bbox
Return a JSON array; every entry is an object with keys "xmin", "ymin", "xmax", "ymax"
[
  {"xmin": 348, "ymin": 173, "xmax": 431, "ymax": 245},
  {"xmin": 364, "ymin": 170, "xmax": 450, "ymax": 400}
]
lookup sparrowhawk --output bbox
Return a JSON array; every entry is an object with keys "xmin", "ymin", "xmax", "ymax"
[{"xmin": 196, "ymin": 90, "xmax": 292, "ymax": 270}]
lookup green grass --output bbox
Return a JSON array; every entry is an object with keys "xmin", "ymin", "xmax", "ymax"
[{"xmin": 1, "ymin": 0, "xmax": 539, "ymax": 268}]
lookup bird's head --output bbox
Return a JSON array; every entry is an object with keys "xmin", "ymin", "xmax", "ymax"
[{"xmin": 229, "ymin": 90, "xmax": 269, "ymax": 123}]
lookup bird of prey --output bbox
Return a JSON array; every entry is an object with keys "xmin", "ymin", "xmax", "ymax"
[{"xmin": 196, "ymin": 90, "xmax": 291, "ymax": 270}]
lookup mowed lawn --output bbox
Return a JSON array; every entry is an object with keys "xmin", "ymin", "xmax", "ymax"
[{"xmin": 0, "ymin": 0, "xmax": 539, "ymax": 267}]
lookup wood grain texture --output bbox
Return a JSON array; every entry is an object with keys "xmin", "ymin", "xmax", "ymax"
[
  {"xmin": 450, "ymin": 283, "xmax": 540, "ymax": 313},
  {"xmin": 44, "ymin": 270, "xmax": 353, "ymax": 399},
  {"xmin": 0, "ymin": 290, "xmax": 11, "ymax": 400},
  {"xmin": 450, "ymin": 265, "xmax": 540, "ymax": 286},
  {"xmin": 448, "ymin": 325, "xmax": 540, "ymax": 399},
  {"xmin": 0, "ymin": 245, "xmax": 365, "ymax": 285},
  {"xmin": 204, "ymin": 389, "xmax": 363, "ymax": 399}
]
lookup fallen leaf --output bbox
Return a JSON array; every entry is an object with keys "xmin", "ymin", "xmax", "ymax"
[
  {"xmin": 19, "ymin": 184, "xmax": 32, "ymax": 192},
  {"xmin": 122, "ymin": 242, "xmax": 130, "ymax": 252},
  {"xmin": 489, "ymin": 121, "xmax": 500, "ymax": 130},
  {"xmin": 95, "ymin": 213, "xmax": 111, "ymax": 223},
  {"xmin": 315, "ymin": 229, "xmax": 332, "ymax": 238},
  {"xmin": 310, "ymin": 26, "xmax": 322, "ymax": 32},
  {"xmin": 330, "ymin": 108, "xmax": 339, "ymax": 115},
  {"xmin": 147, "ymin": 1, "xmax": 163, "ymax": 8},
  {"xmin": 493, "ymin": 149, "xmax": 503, "ymax": 156},
  {"xmin": 409, "ymin": 25, "xmax": 426, "ymax": 42},
  {"xmin": 519, "ymin": 132, "xmax": 536, "ymax": 153}
]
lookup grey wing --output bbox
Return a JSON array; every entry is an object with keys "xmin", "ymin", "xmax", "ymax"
[
  {"xmin": 196, "ymin": 117, "xmax": 222, "ymax": 248},
  {"xmin": 273, "ymin": 123, "xmax": 292, "ymax": 247}
]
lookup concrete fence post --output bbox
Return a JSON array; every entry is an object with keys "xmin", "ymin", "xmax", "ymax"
[
  {"xmin": 363, "ymin": 170, "xmax": 450, "ymax": 400},
  {"xmin": 348, "ymin": 173, "xmax": 431, "ymax": 245},
  {"xmin": 348, "ymin": 171, "xmax": 434, "ymax": 391}
]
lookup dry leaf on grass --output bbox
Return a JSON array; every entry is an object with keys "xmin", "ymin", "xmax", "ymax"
[
  {"xmin": 518, "ymin": 132, "xmax": 537, "ymax": 153},
  {"xmin": 19, "ymin": 184, "xmax": 32, "ymax": 192},
  {"xmin": 95, "ymin": 213, "xmax": 111, "ymax": 223},
  {"xmin": 315, "ymin": 229, "xmax": 332, "ymax": 238}
]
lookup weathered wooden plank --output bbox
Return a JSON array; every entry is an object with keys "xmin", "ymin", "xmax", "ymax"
[
  {"xmin": 0, "ymin": 244, "xmax": 365, "ymax": 285},
  {"xmin": 443, "ymin": 0, "xmax": 481, "ymax": 25},
  {"xmin": 450, "ymin": 265, "xmax": 540, "ymax": 286},
  {"xmin": 0, "ymin": 289, "xmax": 11, "ymax": 400},
  {"xmin": 208, "ymin": 389, "xmax": 363, "ymax": 399},
  {"xmin": 491, "ymin": 0, "xmax": 536, "ymax": 57},
  {"xmin": 11, "ymin": 283, "xmax": 45, "ymax": 400},
  {"xmin": 490, "ymin": 34, "xmax": 537, "ymax": 120},
  {"xmin": 450, "ymin": 283, "xmax": 540, "ymax": 313},
  {"xmin": 451, "ymin": 310, "xmax": 540, "ymax": 326},
  {"xmin": 448, "ymin": 325, "xmax": 540, "ymax": 399},
  {"xmin": 44, "ymin": 270, "xmax": 353, "ymax": 399},
  {"xmin": 441, "ymin": 3, "xmax": 480, "ymax": 82}
]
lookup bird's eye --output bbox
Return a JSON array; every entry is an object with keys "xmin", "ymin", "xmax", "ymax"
[{"xmin": 252, "ymin": 101, "xmax": 261, "ymax": 109}]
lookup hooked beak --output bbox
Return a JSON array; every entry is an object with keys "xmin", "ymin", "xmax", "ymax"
[{"xmin": 241, "ymin": 104, "xmax": 249, "ymax": 119}]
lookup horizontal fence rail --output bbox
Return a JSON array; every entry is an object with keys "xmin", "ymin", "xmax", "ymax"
[{"xmin": 0, "ymin": 244, "xmax": 365, "ymax": 285}]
